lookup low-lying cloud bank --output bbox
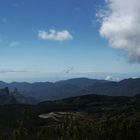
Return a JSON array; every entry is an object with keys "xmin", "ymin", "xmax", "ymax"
[{"xmin": 98, "ymin": 0, "xmax": 140, "ymax": 63}]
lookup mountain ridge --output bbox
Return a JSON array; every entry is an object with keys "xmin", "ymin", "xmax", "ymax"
[{"xmin": 0, "ymin": 78, "xmax": 139, "ymax": 101}]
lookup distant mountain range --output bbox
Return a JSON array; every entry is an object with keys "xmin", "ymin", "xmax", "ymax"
[
  {"xmin": 85, "ymin": 78, "xmax": 140, "ymax": 96},
  {"xmin": 0, "ymin": 78, "xmax": 140, "ymax": 101},
  {"xmin": 0, "ymin": 78, "xmax": 107, "ymax": 101}
]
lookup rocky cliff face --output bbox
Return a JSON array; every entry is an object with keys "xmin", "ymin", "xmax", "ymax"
[{"xmin": 0, "ymin": 87, "xmax": 18, "ymax": 105}]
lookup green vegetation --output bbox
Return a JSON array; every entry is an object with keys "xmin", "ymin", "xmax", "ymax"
[{"xmin": 0, "ymin": 94, "xmax": 140, "ymax": 139}]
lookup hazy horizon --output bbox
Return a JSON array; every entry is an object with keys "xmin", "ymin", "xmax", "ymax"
[{"xmin": 0, "ymin": 72, "xmax": 139, "ymax": 83}]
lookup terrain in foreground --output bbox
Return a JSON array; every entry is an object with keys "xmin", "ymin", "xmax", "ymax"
[{"xmin": 0, "ymin": 92, "xmax": 140, "ymax": 140}]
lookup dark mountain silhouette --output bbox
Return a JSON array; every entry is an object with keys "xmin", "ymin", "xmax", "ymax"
[
  {"xmin": 12, "ymin": 88, "xmax": 38, "ymax": 104},
  {"xmin": 0, "ymin": 87, "xmax": 17, "ymax": 105},
  {"xmin": 0, "ymin": 78, "xmax": 108, "ymax": 101},
  {"xmin": 85, "ymin": 78, "xmax": 140, "ymax": 96},
  {"xmin": 0, "ymin": 90, "xmax": 139, "ymax": 139},
  {"xmin": 0, "ymin": 78, "xmax": 140, "ymax": 101}
]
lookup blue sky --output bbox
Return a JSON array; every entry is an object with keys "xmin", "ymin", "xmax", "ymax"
[{"xmin": 0, "ymin": 0, "xmax": 140, "ymax": 82}]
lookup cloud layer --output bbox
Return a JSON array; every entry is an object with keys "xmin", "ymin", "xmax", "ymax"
[
  {"xmin": 38, "ymin": 29, "xmax": 73, "ymax": 42},
  {"xmin": 99, "ymin": 0, "xmax": 140, "ymax": 63},
  {"xmin": 0, "ymin": 69, "xmax": 27, "ymax": 74}
]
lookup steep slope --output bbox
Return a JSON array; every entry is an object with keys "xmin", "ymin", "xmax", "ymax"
[
  {"xmin": 12, "ymin": 88, "xmax": 38, "ymax": 104},
  {"xmin": 0, "ymin": 87, "xmax": 18, "ymax": 105}
]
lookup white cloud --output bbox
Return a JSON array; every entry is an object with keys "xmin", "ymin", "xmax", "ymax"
[
  {"xmin": 105, "ymin": 75, "xmax": 113, "ymax": 81},
  {"xmin": 98, "ymin": 0, "xmax": 140, "ymax": 63},
  {"xmin": 10, "ymin": 41, "xmax": 20, "ymax": 47},
  {"xmin": 105, "ymin": 75, "xmax": 120, "ymax": 81},
  {"xmin": 38, "ymin": 29, "xmax": 73, "ymax": 42}
]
